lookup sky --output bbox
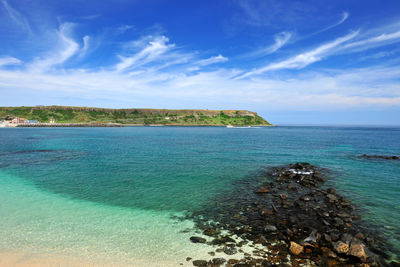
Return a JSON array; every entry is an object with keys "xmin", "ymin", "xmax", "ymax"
[{"xmin": 1, "ymin": 0, "xmax": 400, "ymax": 125}]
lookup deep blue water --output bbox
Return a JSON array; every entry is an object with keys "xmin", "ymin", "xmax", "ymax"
[{"xmin": 0, "ymin": 126, "xmax": 399, "ymax": 260}]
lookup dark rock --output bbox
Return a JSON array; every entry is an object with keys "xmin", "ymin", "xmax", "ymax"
[
  {"xmin": 361, "ymin": 154, "xmax": 400, "ymax": 160},
  {"xmin": 264, "ymin": 225, "xmax": 277, "ymax": 232},
  {"xmin": 203, "ymin": 228, "xmax": 220, "ymax": 236},
  {"xmin": 355, "ymin": 233, "xmax": 364, "ymax": 240},
  {"xmin": 279, "ymin": 193, "xmax": 288, "ymax": 200},
  {"xmin": 327, "ymin": 188, "xmax": 336, "ymax": 194},
  {"xmin": 186, "ymin": 257, "xmax": 192, "ymax": 261},
  {"xmin": 210, "ymin": 235, "xmax": 235, "ymax": 245},
  {"xmin": 223, "ymin": 246, "xmax": 238, "ymax": 255},
  {"xmin": 326, "ymin": 194, "xmax": 338, "ymax": 202},
  {"xmin": 288, "ymin": 183, "xmax": 297, "ymax": 191},
  {"xmin": 228, "ymin": 259, "xmax": 239, "ymax": 264},
  {"xmin": 212, "ymin": 258, "xmax": 226, "ymax": 265},
  {"xmin": 192, "ymin": 260, "xmax": 208, "ymax": 266},
  {"xmin": 190, "ymin": 236, "xmax": 206, "ymax": 243}
]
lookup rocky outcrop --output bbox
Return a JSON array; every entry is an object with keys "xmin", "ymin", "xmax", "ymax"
[
  {"xmin": 360, "ymin": 154, "xmax": 399, "ymax": 160},
  {"xmin": 185, "ymin": 163, "xmax": 393, "ymax": 266}
]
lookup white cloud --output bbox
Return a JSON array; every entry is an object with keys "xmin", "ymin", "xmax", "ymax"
[
  {"xmin": 309, "ymin": 11, "xmax": 349, "ymax": 36},
  {"xmin": 338, "ymin": 30, "xmax": 400, "ymax": 54},
  {"xmin": 0, "ymin": 0, "xmax": 31, "ymax": 33},
  {"xmin": 28, "ymin": 23, "xmax": 79, "ymax": 72},
  {"xmin": 117, "ymin": 24, "xmax": 134, "ymax": 33},
  {"xmin": 115, "ymin": 36, "xmax": 175, "ymax": 72},
  {"xmin": 239, "ymin": 30, "xmax": 359, "ymax": 78},
  {"xmin": 197, "ymin": 54, "xmax": 228, "ymax": 66},
  {"xmin": 265, "ymin": 32, "xmax": 292, "ymax": 54},
  {"xmin": 78, "ymin": 35, "xmax": 90, "ymax": 57},
  {"xmin": 0, "ymin": 56, "xmax": 21, "ymax": 67},
  {"xmin": 1, "ymin": 61, "xmax": 399, "ymax": 111}
]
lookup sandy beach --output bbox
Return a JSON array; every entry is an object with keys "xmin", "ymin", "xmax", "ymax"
[{"xmin": 0, "ymin": 249, "xmax": 183, "ymax": 267}]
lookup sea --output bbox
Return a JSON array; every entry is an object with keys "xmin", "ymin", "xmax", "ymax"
[{"xmin": 0, "ymin": 126, "xmax": 399, "ymax": 265}]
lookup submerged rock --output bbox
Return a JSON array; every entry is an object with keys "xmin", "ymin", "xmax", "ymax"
[
  {"xmin": 361, "ymin": 154, "xmax": 400, "ymax": 160},
  {"xmin": 223, "ymin": 246, "xmax": 237, "ymax": 255},
  {"xmin": 192, "ymin": 260, "xmax": 208, "ymax": 266},
  {"xmin": 212, "ymin": 257, "xmax": 226, "ymax": 265},
  {"xmin": 190, "ymin": 236, "xmax": 206, "ymax": 243}
]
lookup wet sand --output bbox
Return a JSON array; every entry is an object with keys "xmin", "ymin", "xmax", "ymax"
[{"xmin": 0, "ymin": 249, "xmax": 183, "ymax": 267}]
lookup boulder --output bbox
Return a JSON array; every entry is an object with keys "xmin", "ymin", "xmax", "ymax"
[
  {"xmin": 289, "ymin": 241, "xmax": 304, "ymax": 255},
  {"xmin": 192, "ymin": 260, "xmax": 208, "ymax": 266},
  {"xmin": 333, "ymin": 241, "xmax": 349, "ymax": 254},
  {"xmin": 265, "ymin": 225, "xmax": 277, "ymax": 232},
  {"xmin": 223, "ymin": 246, "xmax": 237, "ymax": 255},
  {"xmin": 190, "ymin": 236, "xmax": 206, "ymax": 243},
  {"xmin": 349, "ymin": 243, "xmax": 368, "ymax": 262},
  {"xmin": 255, "ymin": 186, "xmax": 269, "ymax": 193},
  {"xmin": 203, "ymin": 228, "xmax": 220, "ymax": 236},
  {"xmin": 212, "ymin": 258, "xmax": 226, "ymax": 265}
]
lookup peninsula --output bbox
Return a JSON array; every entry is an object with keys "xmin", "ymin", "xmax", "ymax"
[{"xmin": 0, "ymin": 106, "xmax": 271, "ymax": 126}]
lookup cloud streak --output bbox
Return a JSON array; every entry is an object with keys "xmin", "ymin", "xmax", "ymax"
[
  {"xmin": 1, "ymin": 0, "xmax": 31, "ymax": 33},
  {"xmin": 28, "ymin": 23, "xmax": 80, "ymax": 72},
  {"xmin": 239, "ymin": 30, "xmax": 359, "ymax": 78},
  {"xmin": 0, "ymin": 56, "xmax": 21, "ymax": 67},
  {"xmin": 309, "ymin": 12, "xmax": 349, "ymax": 37},
  {"xmin": 115, "ymin": 36, "xmax": 175, "ymax": 72},
  {"xmin": 197, "ymin": 54, "xmax": 228, "ymax": 66}
]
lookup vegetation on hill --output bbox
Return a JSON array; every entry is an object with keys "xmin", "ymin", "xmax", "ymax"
[{"xmin": 0, "ymin": 106, "xmax": 271, "ymax": 126}]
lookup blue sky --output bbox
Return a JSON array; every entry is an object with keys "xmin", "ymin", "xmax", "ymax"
[{"xmin": 1, "ymin": 0, "xmax": 400, "ymax": 125}]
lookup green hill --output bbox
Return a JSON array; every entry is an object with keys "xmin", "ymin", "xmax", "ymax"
[{"xmin": 0, "ymin": 106, "xmax": 271, "ymax": 126}]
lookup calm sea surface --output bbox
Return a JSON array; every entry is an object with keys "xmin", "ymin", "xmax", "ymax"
[{"xmin": 0, "ymin": 126, "xmax": 399, "ymax": 263}]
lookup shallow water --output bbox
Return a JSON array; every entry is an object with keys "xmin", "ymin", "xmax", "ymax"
[{"xmin": 0, "ymin": 126, "xmax": 399, "ymax": 263}]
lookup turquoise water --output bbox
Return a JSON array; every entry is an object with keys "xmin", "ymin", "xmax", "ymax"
[{"xmin": 0, "ymin": 126, "xmax": 399, "ymax": 263}]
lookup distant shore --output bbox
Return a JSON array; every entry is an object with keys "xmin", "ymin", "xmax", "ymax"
[{"xmin": 1, "ymin": 123, "xmax": 274, "ymax": 128}]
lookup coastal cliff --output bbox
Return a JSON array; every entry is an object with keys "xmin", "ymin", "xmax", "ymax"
[{"xmin": 0, "ymin": 106, "xmax": 271, "ymax": 126}]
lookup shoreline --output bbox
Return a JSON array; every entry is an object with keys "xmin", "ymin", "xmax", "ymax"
[
  {"xmin": 0, "ymin": 249, "xmax": 183, "ymax": 267},
  {"xmin": 2, "ymin": 123, "xmax": 275, "ymax": 128}
]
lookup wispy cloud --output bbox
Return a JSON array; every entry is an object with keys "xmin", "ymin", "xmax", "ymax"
[
  {"xmin": 238, "ymin": 30, "xmax": 359, "ymax": 78},
  {"xmin": 0, "ymin": 56, "xmax": 21, "ymax": 67},
  {"xmin": 338, "ymin": 30, "xmax": 400, "ymax": 54},
  {"xmin": 1, "ymin": 0, "xmax": 31, "ymax": 33},
  {"xmin": 80, "ymin": 14, "xmax": 101, "ymax": 20},
  {"xmin": 28, "ymin": 23, "xmax": 79, "ymax": 72},
  {"xmin": 115, "ymin": 36, "xmax": 175, "ymax": 72},
  {"xmin": 263, "ymin": 32, "xmax": 292, "ymax": 54},
  {"xmin": 197, "ymin": 54, "xmax": 228, "ymax": 66},
  {"xmin": 308, "ymin": 12, "xmax": 349, "ymax": 37},
  {"xmin": 117, "ymin": 24, "xmax": 134, "ymax": 33},
  {"xmin": 79, "ymin": 35, "xmax": 90, "ymax": 57}
]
